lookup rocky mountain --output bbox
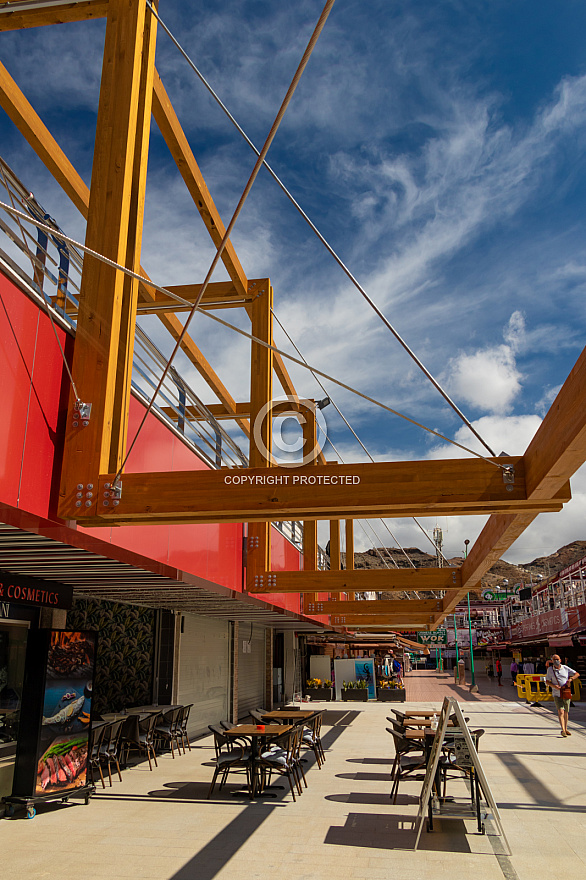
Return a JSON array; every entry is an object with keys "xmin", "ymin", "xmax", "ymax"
[{"xmin": 340, "ymin": 540, "xmax": 586, "ymax": 598}]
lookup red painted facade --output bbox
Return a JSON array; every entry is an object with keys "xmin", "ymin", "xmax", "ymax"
[{"xmin": 0, "ymin": 268, "xmax": 327, "ymax": 623}]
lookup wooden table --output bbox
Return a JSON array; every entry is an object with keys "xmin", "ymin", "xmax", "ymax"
[
  {"xmin": 261, "ymin": 710, "xmax": 315, "ymax": 724},
  {"xmin": 223, "ymin": 724, "xmax": 292, "ymax": 798},
  {"xmin": 393, "ymin": 709, "xmax": 438, "ymax": 718},
  {"xmin": 403, "ymin": 718, "xmax": 456, "ymax": 728}
]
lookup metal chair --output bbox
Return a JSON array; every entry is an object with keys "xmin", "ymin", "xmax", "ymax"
[
  {"xmin": 88, "ymin": 722, "xmax": 108, "ymax": 789},
  {"xmin": 177, "ymin": 704, "xmax": 193, "ymax": 752},
  {"xmin": 155, "ymin": 706, "xmax": 182, "ymax": 758},
  {"xmin": 387, "ymin": 728, "xmax": 426, "ymax": 804},
  {"xmin": 99, "ymin": 717, "xmax": 126, "ymax": 785},
  {"xmin": 301, "ymin": 712, "xmax": 325, "ymax": 767},
  {"xmin": 257, "ymin": 728, "xmax": 303, "ymax": 801},
  {"xmin": 207, "ymin": 728, "xmax": 251, "ymax": 798},
  {"xmin": 123, "ymin": 712, "xmax": 160, "ymax": 770}
]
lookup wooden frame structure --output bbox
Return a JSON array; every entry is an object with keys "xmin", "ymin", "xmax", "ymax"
[{"xmin": 2, "ymin": 1, "xmax": 586, "ymax": 633}]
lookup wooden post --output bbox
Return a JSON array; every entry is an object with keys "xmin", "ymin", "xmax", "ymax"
[
  {"xmin": 302, "ymin": 407, "xmax": 319, "ymax": 610},
  {"xmin": 58, "ymin": 0, "xmax": 156, "ymax": 517},
  {"xmin": 329, "ymin": 518, "xmax": 341, "ymax": 601},
  {"xmin": 345, "ymin": 519, "xmax": 355, "ymax": 599},
  {"xmin": 246, "ymin": 280, "xmax": 273, "ymax": 589}
]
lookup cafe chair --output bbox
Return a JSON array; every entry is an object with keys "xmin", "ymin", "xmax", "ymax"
[
  {"xmin": 124, "ymin": 712, "xmax": 160, "ymax": 770},
  {"xmin": 88, "ymin": 722, "xmax": 108, "ymax": 789},
  {"xmin": 155, "ymin": 706, "xmax": 183, "ymax": 758},
  {"xmin": 301, "ymin": 712, "xmax": 325, "ymax": 767},
  {"xmin": 178, "ymin": 704, "xmax": 193, "ymax": 752},
  {"xmin": 387, "ymin": 728, "xmax": 426, "ymax": 804},
  {"xmin": 219, "ymin": 720, "xmax": 233, "ymax": 730},
  {"xmin": 207, "ymin": 729, "xmax": 252, "ymax": 799},
  {"xmin": 99, "ymin": 717, "xmax": 126, "ymax": 785},
  {"xmin": 257, "ymin": 728, "xmax": 303, "ymax": 801}
]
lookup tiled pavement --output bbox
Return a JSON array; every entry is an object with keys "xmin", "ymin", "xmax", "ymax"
[{"xmin": 2, "ymin": 671, "xmax": 585, "ymax": 880}]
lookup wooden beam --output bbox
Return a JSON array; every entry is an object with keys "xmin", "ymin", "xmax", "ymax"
[
  {"xmin": 305, "ymin": 599, "xmax": 442, "ymax": 614},
  {"xmin": 0, "ymin": 1, "xmax": 107, "ymax": 32},
  {"xmin": 111, "ymin": 0, "xmax": 158, "ymax": 476},
  {"xmin": 331, "ymin": 615, "xmax": 433, "ymax": 626},
  {"xmin": 160, "ymin": 398, "xmax": 318, "ymax": 422},
  {"xmin": 302, "ymin": 407, "xmax": 318, "ymax": 608},
  {"xmin": 345, "ymin": 519, "xmax": 355, "ymax": 599},
  {"xmin": 246, "ymin": 280, "xmax": 273, "ymax": 589},
  {"xmin": 59, "ymin": 0, "xmax": 154, "ymax": 516},
  {"xmin": 84, "ymin": 456, "xmax": 567, "ymax": 525},
  {"xmin": 0, "ymin": 60, "xmax": 89, "ymax": 215},
  {"xmin": 441, "ymin": 348, "xmax": 586, "ymax": 616},
  {"xmin": 249, "ymin": 567, "xmax": 461, "ymax": 594},
  {"xmin": 152, "ymin": 70, "xmax": 248, "ymax": 297},
  {"xmin": 524, "ymin": 344, "xmax": 586, "ymax": 500},
  {"xmin": 0, "ymin": 64, "xmax": 252, "ymax": 438}
]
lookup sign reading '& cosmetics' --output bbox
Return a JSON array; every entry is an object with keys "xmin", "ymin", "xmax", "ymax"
[{"xmin": 0, "ymin": 570, "xmax": 73, "ymax": 611}]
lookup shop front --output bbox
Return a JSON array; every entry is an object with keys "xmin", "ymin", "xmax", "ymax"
[{"xmin": 0, "ymin": 572, "xmax": 73, "ymax": 803}]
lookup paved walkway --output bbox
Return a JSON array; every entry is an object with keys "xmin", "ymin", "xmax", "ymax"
[
  {"xmin": 2, "ymin": 672, "xmax": 585, "ymax": 880},
  {"xmin": 404, "ymin": 667, "xmax": 522, "ymax": 702}
]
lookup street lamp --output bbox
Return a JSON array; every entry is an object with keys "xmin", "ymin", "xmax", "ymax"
[{"xmin": 464, "ymin": 539, "xmax": 477, "ymax": 691}]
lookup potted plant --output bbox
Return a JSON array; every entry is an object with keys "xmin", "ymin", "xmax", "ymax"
[
  {"xmin": 341, "ymin": 679, "xmax": 369, "ymax": 702},
  {"xmin": 304, "ymin": 678, "xmax": 333, "ymax": 701},
  {"xmin": 376, "ymin": 680, "xmax": 406, "ymax": 702}
]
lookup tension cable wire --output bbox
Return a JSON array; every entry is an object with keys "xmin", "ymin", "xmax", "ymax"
[
  {"xmin": 0, "ymin": 199, "xmax": 505, "ymax": 471},
  {"xmin": 149, "ymin": 1, "xmax": 497, "ymax": 459}
]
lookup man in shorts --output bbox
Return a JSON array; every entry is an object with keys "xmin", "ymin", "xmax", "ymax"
[{"xmin": 546, "ymin": 654, "xmax": 580, "ymax": 736}]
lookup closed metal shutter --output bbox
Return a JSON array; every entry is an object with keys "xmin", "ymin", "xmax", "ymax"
[
  {"xmin": 177, "ymin": 614, "xmax": 230, "ymax": 738},
  {"xmin": 238, "ymin": 624, "xmax": 266, "ymax": 719}
]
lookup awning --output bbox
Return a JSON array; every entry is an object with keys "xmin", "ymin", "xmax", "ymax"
[{"xmin": 548, "ymin": 627, "xmax": 583, "ymax": 647}]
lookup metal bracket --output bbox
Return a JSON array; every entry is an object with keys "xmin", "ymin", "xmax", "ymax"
[
  {"xmin": 72, "ymin": 400, "xmax": 92, "ymax": 428},
  {"xmin": 102, "ymin": 481, "xmax": 122, "ymax": 507},
  {"xmin": 502, "ymin": 466, "xmax": 515, "ymax": 492}
]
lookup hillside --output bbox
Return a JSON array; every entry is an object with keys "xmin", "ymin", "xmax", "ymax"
[{"xmin": 340, "ymin": 540, "xmax": 586, "ymax": 597}]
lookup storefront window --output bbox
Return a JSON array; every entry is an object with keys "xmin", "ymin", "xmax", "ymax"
[{"xmin": 0, "ymin": 623, "xmax": 28, "ymax": 799}]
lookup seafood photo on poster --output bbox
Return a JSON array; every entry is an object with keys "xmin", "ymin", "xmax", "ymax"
[{"xmin": 35, "ymin": 631, "xmax": 96, "ymax": 795}]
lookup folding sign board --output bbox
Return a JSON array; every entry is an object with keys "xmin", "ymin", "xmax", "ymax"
[{"xmin": 414, "ymin": 696, "xmax": 510, "ymax": 853}]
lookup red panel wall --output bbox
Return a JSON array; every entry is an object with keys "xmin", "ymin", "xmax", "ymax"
[{"xmin": 0, "ymin": 271, "xmax": 318, "ymax": 620}]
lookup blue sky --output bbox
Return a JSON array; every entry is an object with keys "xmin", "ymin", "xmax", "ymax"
[{"xmin": 1, "ymin": 1, "xmax": 586, "ymax": 563}]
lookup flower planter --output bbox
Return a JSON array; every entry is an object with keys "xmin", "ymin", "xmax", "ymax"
[
  {"xmin": 303, "ymin": 687, "xmax": 333, "ymax": 701},
  {"xmin": 341, "ymin": 689, "xmax": 368, "ymax": 702},
  {"xmin": 377, "ymin": 687, "xmax": 406, "ymax": 702}
]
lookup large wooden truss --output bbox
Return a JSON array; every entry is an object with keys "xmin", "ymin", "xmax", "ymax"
[{"xmin": 2, "ymin": 1, "xmax": 586, "ymax": 633}]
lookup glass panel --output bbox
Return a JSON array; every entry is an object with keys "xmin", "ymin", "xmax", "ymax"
[{"xmin": 0, "ymin": 624, "xmax": 28, "ymax": 799}]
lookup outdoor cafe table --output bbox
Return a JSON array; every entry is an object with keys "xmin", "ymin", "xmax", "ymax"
[
  {"xmin": 261, "ymin": 710, "xmax": 315, "ymax": 724},
  {"xmin": 223, "ymin": 724, "xmax": 292, "ymax": 798},
  {"xmin": 393, "ymin": 709, "xmax": 438, "ymax": 718},
  {"xmin": 402, "ymin": 718, "xmax": 457, "ymax": 728}
]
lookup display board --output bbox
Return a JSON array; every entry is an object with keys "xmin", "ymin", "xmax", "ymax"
[
  {"xmin": 354, "ymin": 659, "xmax": 376, "ymax": 699},
  {"xmin": 11, "ymin": 630, "xmax": 96, "ymax": 800},
  {"xmin": 414, "ymin": 697, "xmax": 510, "ymax": 853}
]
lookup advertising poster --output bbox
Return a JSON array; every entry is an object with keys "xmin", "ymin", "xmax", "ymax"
[
  {"xmin": 354, "ymin": 659, "xmax": 376, "ymax": 699},
  {"xmin": 34, "ymin": 631, "xmax": 95, "ymax": 796}
]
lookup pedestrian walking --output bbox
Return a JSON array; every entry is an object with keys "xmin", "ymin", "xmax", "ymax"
[
  {"xmin": 510, "ymin": 659, "xmax": 518, "ymax": 686},
  {"xmin": 495, "ymin": 657, "xmax": 503, "ymax": 686},
  {"xmin": 546, "ymin": 654, "xmax": 580, "ymax": 736}
]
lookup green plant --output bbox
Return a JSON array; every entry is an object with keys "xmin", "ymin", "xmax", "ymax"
[
  {"xmin": 356, "ymin": 679, "xmax": 368, "ymax": 689},
  {"xmin": 324, "ymin": 680, "xmax": 333, "ymax": 688},
  {"xmin": 306, "ymin": 678, "xmax": 322, "ymax": 688}
]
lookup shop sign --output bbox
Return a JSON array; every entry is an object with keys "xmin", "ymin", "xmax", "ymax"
[
  {"xmin": 417, "ymin": 628, "xmax": 447, "ymax": 645},
  {"xmin": 510, "ymin": 608, "xmax": 567, "ymax": 641},
  {"xmin": 0, "ymin": 570, "xmax": 73, "ymax": 610},
  {"xmin": 445, "ymin": 627, "xmax": 477, "ymax": 647}
]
